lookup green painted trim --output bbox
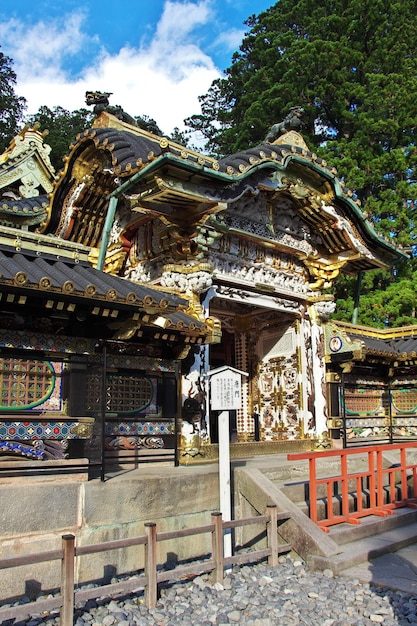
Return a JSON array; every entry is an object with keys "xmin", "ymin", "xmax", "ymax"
[{"xmin": 107, "ymin": 150, "xmax": 405, "ymax": 263}]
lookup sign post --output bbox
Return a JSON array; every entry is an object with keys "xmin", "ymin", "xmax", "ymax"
[{"xmin": 206, "ymin": 366, "xmax": 248, "ymax": 561}]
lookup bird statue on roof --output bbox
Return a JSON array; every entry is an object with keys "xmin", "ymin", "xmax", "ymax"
[{"xmin": 265, "ymin": 106, "xmax": 305, "ymax": 143}]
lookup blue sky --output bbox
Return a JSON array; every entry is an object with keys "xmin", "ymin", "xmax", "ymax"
[{"xmin": 0, "ymin": 0, "xmax": 274, "ymax": 135}]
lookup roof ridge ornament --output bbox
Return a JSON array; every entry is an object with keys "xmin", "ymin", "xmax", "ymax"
[
  {"xmin": 85, "ymin": 90, "xmax": 137, "ymax": 126},
  {"xmin": 265, "ymin": 106, "xmax": 305, "ymax": 143}
]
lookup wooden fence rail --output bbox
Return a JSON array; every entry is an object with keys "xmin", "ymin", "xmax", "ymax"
[{"xmin": 0, "ymin": 505, "xmax": 290, "ymax": 626}]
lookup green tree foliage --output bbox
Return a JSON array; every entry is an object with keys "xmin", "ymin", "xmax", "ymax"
[
  {"xmin": 185, "ymin": 0, "xmax": 417, "ymax": 327},
  {"xmin": 26, "ymin": 106, "xmax": 95, "ymax": 171},
  {"xmin": 0, "ymin": 49, "xmax": 26, "ymax": 152}
]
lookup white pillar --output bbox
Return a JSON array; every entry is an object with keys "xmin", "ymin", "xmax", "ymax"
[
  {"xmin": 309, "ymin": 305, "xmax": 327, "ymax": 437},
  {"xmin": 218, "ymin": 410, "xmax": 232, "ymax": 560}
]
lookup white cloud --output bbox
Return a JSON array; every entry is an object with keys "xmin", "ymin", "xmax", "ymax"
[
  {"xmin": 0, "ymin": 13, "xmax": 91, "ymax": 80},
  {"xmin": 154, "ymin": 0, "xmax": 211, "ymax": 44},
  {"xmin": 213, "ymin": 27, "xmax": 246, "ymax": 52},
  {"xmin": 0, "ymin": 1, "xmax": 221, "ymax": 134}
]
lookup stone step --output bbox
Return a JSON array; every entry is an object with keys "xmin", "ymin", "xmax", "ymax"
[
  {"xmin": 309, "ymin": 512, "xmax": 417, "ymax": 574},
  {"xmin": 327, "ymin": 507, "xmax": 417, "ymax": 545},
  {"xmin": 279, "ymin": 476, "xmax": 410, "ymax": 505},
  {"xmin": 289, "ymin": 488, "xmax": 414, "ymax": 525},
  {"xmin": 279, "ymin": 476, "xmax": 413, "ymax": 524}
]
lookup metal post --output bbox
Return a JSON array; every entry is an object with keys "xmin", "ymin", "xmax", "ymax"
[
  {"xmin": 351, "ymin": 271, "xmax": 363, "ymax": 325},
  {"xmin": 97, "ymin": 196, "xmax": 118, "ymax": 271},
  {"xmin": 174, "ymin": 360, "xmax": 180, "ymax": 467},
  {"xmin": 253, "ymin": 413, "xmax": 260, "ymax": 442},
  {"xmin": 388, "ymin": 379, "xmax": 393, "ymax": 444},
  {"xmin": 341, "ymin": 372, "xmax": 347, "ymax": 449},
  {"xmin": 100, "ymin": 343, "xmax": 107, "ymax": 482}
]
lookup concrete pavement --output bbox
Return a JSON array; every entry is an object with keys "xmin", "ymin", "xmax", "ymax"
[{"xmin": 342, "ymin": 544, "xmax": 417, "ymax": 594}]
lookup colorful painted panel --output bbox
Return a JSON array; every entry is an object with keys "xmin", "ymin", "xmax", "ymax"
[
  {"xmin": 105, "ymin": 421, "xmax": 174, "ymax": 436},
  {"xmin": 0, "ymin": 329, "xmax": 94, "ymax": 354},
  {"xmin": 104, "ymin": 421, "xmax": 174, "ymax": 451},
  {"xmin": 0, "ymin": 358, "xmax": 63, "ymax": 412},
  {"xmin": 0, "ymin": 439, "xmax": 67, "ymax": 460},
  {"xmin": 391, "ymin": 417, "xmax": 417, "ymax": 438},
  {"xmin": 392, "ymin": 388, "xmax": 417, "ymax": 415},
  {"xmin": 345, "ymin": 418, "xmax": 389, "ymax": 441},
  {"xmin": 0, "ymin": 419, "xmax": 93, "ymax": 439}
]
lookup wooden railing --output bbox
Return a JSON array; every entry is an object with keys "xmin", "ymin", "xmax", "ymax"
[
  {"xmin": 288, "ymin": 443, "xmax": 417, "ymax": 532},
  {"xmin": 0, "ymin": 506, "xmax": 290, "ymax": 626}
]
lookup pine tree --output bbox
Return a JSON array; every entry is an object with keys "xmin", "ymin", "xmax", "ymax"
[
  {"xmin": 185, "ymin": 0, "xmax": 417, "ymax": 327},
  {"xmin": 26, "ymin": 106, "xmax": 95, "ymax": 171},
  {"xmin": 0, "ymin": 49, "xmax": 26, "ymax": 152}
]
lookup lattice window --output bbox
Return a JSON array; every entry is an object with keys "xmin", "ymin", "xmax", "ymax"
[
  {"xmin": 392, "ymin": 388, "xmax": 417, "ymax": 415},
  {"xmin": 85, "ymin": 372, "xmax": 157, "ymax": 415},
  {"xmin": 0, "ymin": 358, "xmax": 62, "ymax": 411},
  {"xmin": 344, "ymin": 388, "xmax": 384, "ymax": 416}
]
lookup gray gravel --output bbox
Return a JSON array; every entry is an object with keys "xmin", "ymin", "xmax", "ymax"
[{"xmin": 4, "ymin": 555, "xmax": 417, "ymax": 625}]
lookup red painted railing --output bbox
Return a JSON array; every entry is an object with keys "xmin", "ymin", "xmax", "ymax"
[{"xmin": 288, "ymin": 443, "xmax": 417, "ymax": 532}]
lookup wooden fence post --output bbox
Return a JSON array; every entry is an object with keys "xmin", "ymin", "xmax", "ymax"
[
  {"xmin": 60, "ymin": 534, "xmax": 75, "ymax": 626},
  {"xmin": 144, "ymin": 523, "xmax": 157, "ymax": 609},
  {"xmin": 266, "ymin": 505, "xmax": 278, "ymax": 567},
  {"xmin": 211, "ymin": 512, "xmax": 224, "ymax": 585}
]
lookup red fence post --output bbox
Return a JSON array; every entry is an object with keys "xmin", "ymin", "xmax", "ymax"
[
  {"xmin": 340, "ymin": 451, "xmax": 349, "ymax": 518},
  {"xmin": 376, "ymin": 447, "xmax": 385, "ymax": 508},
  {"xmin": 308, "ymin": 457, "xmax": 318, "ymax": 523},
  {"xmin": 60, "ymin": 534, "xmax": 75, "ymax": 626},
  {"xmin": 400, "ymin": 446, "xmax": 408, "ymax": 500}
]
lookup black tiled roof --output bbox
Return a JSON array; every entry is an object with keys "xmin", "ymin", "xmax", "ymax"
[
  {"xmin": 0, "ymin": 194, "xmax": 49, "ymax": 225},
  {"xmin": 346, "ymin": 331, "xmax": 417, "ymax": 358},
  {"xmin": 388, "ymin": 336, "xmax": 417, "ymax": 356},
  {"xmin": 77, "ymin": 127, "xmax": 335, "ymax": 179},
  {"xmin": 0, "ymin": 250, "xmax": 192, "ymax": 314}
]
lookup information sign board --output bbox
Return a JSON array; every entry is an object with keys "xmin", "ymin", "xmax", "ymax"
[{"xmin": 210, "ymin": 369, "xmax": 242, "ymax": 411}]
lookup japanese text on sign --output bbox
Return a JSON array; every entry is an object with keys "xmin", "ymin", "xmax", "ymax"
[{"xmin": 211, "ymin": 371, "xmax": 242, "ymax": 410}]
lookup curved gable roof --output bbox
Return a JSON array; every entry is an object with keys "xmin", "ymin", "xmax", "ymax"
[{"xmin": 49, "ymin": 115, "xmax": 403, "ymax": 271}]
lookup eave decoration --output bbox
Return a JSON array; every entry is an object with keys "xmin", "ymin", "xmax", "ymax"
[{"xmin": 35, "ymin": 109, "xmax": 405, "ymax": 303}]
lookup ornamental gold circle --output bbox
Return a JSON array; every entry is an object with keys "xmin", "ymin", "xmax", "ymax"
[
  {"xmin": 62, "ymin": 281, "xmax": 75, "ymax": 293},
  {"xmin": 106, "ymin": 289, "xmax": 117, "ymax": 300},
  {"xmin": 84, "ymin": 284, "xmax": 96, "ymax": 296},
  {"xmin": 126, "ymin": 292, "xmax": 137, "ymax": 303},
  {"xmin": 39, "ymin": 277, "xmax": 52, "ymax": 289},
  {"xmin": 14, "ymin": 272, "xmax": 27, "ymax": 286}
]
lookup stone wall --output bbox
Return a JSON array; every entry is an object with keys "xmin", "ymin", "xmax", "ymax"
[{"xmin": 0, "ymin": 464, "xmax": 219, "ymax": 603}]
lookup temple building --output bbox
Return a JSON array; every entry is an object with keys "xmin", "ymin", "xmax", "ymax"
[{"xmin": 0, "ymin": 100, "xmax": 415, "ymax": 470}]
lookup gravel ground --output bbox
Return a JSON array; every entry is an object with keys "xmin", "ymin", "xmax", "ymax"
[{"xmin": 3, "ymin": 556, "xmax": 417, "ymax": 625}]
